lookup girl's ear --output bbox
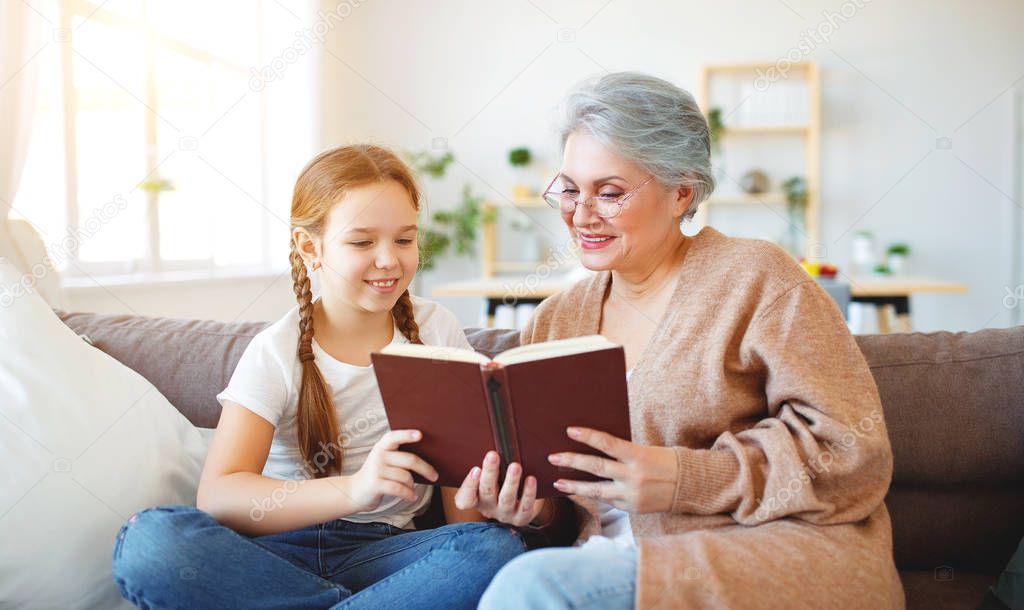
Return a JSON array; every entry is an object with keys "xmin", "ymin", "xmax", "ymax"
[{"xmin": 292, "ymin": 228, "xmax": 320, "ymax": 266}]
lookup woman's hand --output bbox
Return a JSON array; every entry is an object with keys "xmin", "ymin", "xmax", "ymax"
[
  {"xmin": 548, "ymin": 426, "xmax": 678, "ymax": 514},
  {"xmin": 344, "ymin": 429, "xmax": 438, "ymax": 513},
  {"xmin": 453, "ymin": 451, "xmax": 546, "ymax": 527}
]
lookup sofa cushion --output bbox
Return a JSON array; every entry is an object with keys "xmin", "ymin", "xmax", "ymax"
[
  {"xmin": 855, "ymin": 328, "xmax": 1024, "ymax": 487},
  {"xmin": 886, "ymin": 486, "xmax": 1024, "ymax": 574},
  {"xmin": 464, "ymin": 327, "xmax": 521, "ymax": 359},
  {"xmin": 855, "ymin": 328, "xmax": 1024, "ymax": 576},
  {"xmin": 2, "ymin": 261, "xmax": 207, "ymax": 609},
  {"xmin": 57, "ymin": 311, "xmax": 268, "ymax": 428},
  {"xmin": 899, "ymin": 569, "xmax": 998, "ymax": 610}
]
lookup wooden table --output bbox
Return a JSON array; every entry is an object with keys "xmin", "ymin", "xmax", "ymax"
[
  {"xmin": 433, "ymin": 277, "xmax": 574, "ymax": 327},
  {"xmin": 434, "ymin": 275, "xmax": 969, "ymax": 333},
  {"xmin": 846, "ymin": 275, "xmax": 968, "ymax": 333}
]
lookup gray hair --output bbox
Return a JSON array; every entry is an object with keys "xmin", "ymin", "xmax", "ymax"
[{"xmin": 558, "ymin": 71, "xmax": 716, "ymax": 221}]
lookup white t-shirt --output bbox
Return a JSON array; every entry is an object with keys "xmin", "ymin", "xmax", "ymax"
[{"xmin": 216, "ymin": 295, "xmax": 473, "ymax": 528}]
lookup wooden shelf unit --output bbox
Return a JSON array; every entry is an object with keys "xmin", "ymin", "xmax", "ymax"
[
  {"xmin": 696, "ymin": 61, "xmax": 821, "ymax": 258},
  {"xmin": 481, "ymin": 196, "xmax": 552, "ymax": 278}
]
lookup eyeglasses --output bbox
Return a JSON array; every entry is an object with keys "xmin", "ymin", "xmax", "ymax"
[{"xmin": 541, "ymin": 174, "xmax": 655, "ymax": 219}]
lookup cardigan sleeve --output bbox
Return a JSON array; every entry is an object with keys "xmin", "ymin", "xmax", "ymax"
[{"xmin": 669, "ymin": 280, "xmax": 894, "ymax": 526}]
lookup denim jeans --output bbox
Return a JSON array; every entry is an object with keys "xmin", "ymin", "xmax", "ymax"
[
  {"xmin": 478, "ymin": 537, "xmax": 638, "ymax": 610},
  {"xmin": 111, "ymin": 504, "xmax": 527, "ymax": 610}
]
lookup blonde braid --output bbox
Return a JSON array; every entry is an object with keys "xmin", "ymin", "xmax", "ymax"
[
  {"xmin": 290, "ymin": 244, "xmax": 316, "ymax": 362},
  {"xmin": 289, "ymin": 241, "xmax": 342, "ymax": 477},
  {"xmin": 392, "ymin": 289, "xmax": 422, "ymax": 345}
]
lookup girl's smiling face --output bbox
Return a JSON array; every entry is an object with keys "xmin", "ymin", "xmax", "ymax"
[{"xmin": 297, "ymin": 179, "xmax": 419, "ymax": 314}]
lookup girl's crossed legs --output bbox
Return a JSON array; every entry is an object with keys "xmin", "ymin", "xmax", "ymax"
[{"xmin": 112, "ymin": 504, "xmax": 526, "ymax": 610}]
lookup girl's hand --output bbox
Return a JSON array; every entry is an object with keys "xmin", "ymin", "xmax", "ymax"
[
  {"xmin": 453, "ymin": 451, "xmax": 545, "ymax": 527},
  {"xmin": 548, "ymin": 427, "xmax": 678, "ymax": 514},
  {"xmin": 344, "ymin": 429, "xmax": 438, "ymax": 514}
]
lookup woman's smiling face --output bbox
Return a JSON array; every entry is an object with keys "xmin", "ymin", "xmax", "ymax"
[{"xmin": 557, "ymin": 130, "xmax": 690, "ymax": 273}]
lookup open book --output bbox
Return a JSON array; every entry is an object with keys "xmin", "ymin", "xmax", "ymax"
[{"xmin": 370, "ymin": 335, "xmax": 631, "ymax": 498}]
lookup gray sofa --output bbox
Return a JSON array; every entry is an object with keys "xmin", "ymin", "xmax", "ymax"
[{"xmin": 57, "ymin": 311, "xmax": 1024, "ymax": 610}]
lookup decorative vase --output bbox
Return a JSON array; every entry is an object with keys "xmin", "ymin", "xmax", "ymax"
[
  {"xmin": 512, "ymin": 167, "xmax": 533, "ymax": 200},
  {"xmin": 888, "ymin": 253, "xmax": 907, "ymax": 275},
  {"xmin": 852, "ymin": 233, "xmax": 876, "ymax": 275}
]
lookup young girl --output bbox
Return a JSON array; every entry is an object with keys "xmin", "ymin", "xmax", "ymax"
[{"xmin": 111, "ymin": 145, "xmax": 527, "ymax": 609}]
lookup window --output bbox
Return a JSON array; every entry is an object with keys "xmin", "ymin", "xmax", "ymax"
[{"xmin": 13, "ymin": 0, "xmax": 314, "ymax": 278}]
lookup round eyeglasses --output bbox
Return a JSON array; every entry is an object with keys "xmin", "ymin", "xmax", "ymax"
[{"xmin": 541, "ymin": 175, "xmax": 655, "ymax": 219}]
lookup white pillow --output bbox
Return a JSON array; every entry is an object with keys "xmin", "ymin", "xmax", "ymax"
[{"xmin": 0, "ymin": 258, "xmax": 208, "ymax": 609}]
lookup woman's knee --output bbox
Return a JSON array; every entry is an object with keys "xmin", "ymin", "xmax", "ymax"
[
  {"xmin": 479, "ymin": 549, "xmax": 570, "ymax": 608},
  {"xmin": 480, "ymin": 546, "xmax": 637, "ymax": 610}
]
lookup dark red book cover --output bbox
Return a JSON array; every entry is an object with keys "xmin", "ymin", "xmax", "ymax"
[{"xmin": 371, "ymin": 346, "xmax": 631, "ymax": 498}]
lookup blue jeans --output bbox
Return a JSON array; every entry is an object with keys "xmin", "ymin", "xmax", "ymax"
[
  {"xmin": 111, "ymin": 504, "xmax": 526, "ymax": 609},
  {"xmin": 479, "ymin": 539, "xmax": 637, "ymax": 610}
]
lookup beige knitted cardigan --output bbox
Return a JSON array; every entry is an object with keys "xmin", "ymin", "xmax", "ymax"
[{"xmin": 522, "ymin": 227, "xmax": 904, "ymax": 609}]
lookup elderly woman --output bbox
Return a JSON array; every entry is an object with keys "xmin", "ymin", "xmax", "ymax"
[{"xmin": 455, "ymin": 72, "xmax": 904, "ymax": 609}]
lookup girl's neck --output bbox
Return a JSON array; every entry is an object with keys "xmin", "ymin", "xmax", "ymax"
[{"xmin": 314, "ymin": 294, "xmax": 394, "ymax": 347}]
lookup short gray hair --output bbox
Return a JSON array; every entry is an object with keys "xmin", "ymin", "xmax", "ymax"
[{"xmin": 558, "ymin": 72, "xmax": 716, "ymax": 221}]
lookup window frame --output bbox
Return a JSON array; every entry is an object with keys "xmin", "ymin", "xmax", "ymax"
[{"xmin": 55, "ymin": 0, "xmax": 273, "ymax": 278}]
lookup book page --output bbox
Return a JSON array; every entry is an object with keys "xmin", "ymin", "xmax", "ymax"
[
  {"xmin": 380, "ymin": 343, "xmax": 490, "ymax": 365},
  {"xmin": 493, "ymin": 334, "xmax": 619, "ymax": 366}
]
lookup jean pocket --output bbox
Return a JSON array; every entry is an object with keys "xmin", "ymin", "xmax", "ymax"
[
  {"xmin": 383, "ymin": 523, "xmax": 410, "ymax": 537},
  {"xmin": 355, "ymin": 521, "xmax": 408, "ymax": 538},
  {"xmin": 362, "ymin": 521, "xmax": 398, "ymax": 535}
]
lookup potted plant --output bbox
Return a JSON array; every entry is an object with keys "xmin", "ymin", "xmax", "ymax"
[
  {"xmin": 707, "ymin": 107, "xmax": 724, "ymax": 153},
  {"xmin": 429, "ymin": 185, "xmax": 494, "ymax": 259},
  {"xmin": 405, "ymin": 150, "xmax": 454, "ymax": 179},
  {"xmin": 139, "ymin": 178, "xmax": 175, "ymax": 195},
  {"xmin": 852, "ymin": 230, "xmax": 876, "ymax": 276},
  {"xmin": 886, "ymin": 243, "xmax": 910, "ymax": 275},
  {"xmin": 780, "ymin": 176, "xmax": 808, "ymax": 256},
  {"xmin": 416, "ymin": 228, "xmax": 450, "ymax": 273},
  {"xmin": 139, "ymin": 177, "xmax": 175, "ymax": 267},
  {"xmin": 402, "ymin": 150, "xmax": 493, "ymax": 282},
  {"xmin": 781, "ymin": 176, "xmax": 807, "ymax": 208},
  {"xmin": 508, "ymin": 147, "xmax": 533, "ymax": 200},
  {"xmin": 707, "ymin": 108, "xmax": 726, "ymax": 184}
]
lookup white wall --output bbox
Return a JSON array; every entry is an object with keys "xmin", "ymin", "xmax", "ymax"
[
  {"xmin": 59, "ymin": 0, "xmax": 1024, "ymax": 331},
  {"xmin": 318, "ymin": 0, "xmax": 1024, "ymax": 332}
]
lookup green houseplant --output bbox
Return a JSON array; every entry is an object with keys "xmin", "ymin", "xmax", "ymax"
[
  {"xmin": 406, "ymin": 150, "xmax": 454, "ymax": 179},
  {"xmin": 707, "ymin": 107, "xmax": 725, "ymax": 153},
  {"xmin": 780, "ymin": 176, "xmax": 808, "ymax": 256},
  {"xmin": 886, "ymin": 242, "xmax": 910, "ymax": 275},
  {"xmin": 508, "ymin": 147, "xmax": 532, "ymax": 167},
  {"xmin": 403, "ymin": 149, "xmax": 493, "ymax": 272},
  {"xmin": 508, "ymin": 146, "xmax": 534, "ymax": 200}
]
